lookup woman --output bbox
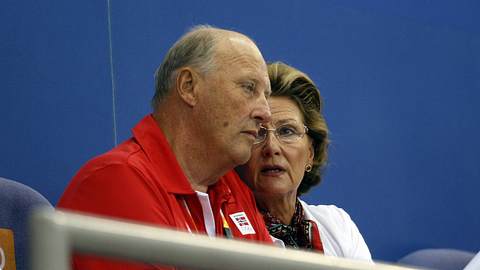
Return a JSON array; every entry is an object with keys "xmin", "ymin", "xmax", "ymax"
[{"xmin": 237, "ymin": 62, "xmax": 372, "ymax": 261}]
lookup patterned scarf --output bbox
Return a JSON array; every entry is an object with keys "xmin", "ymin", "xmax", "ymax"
[{"xmin": 261, "ymin": 199, "xmax": 315, "ymax": 250}]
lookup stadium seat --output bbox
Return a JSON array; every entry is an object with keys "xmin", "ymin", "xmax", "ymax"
[
  {"xmin": 398, "ymin": 248, "xmax": 476, "ymax": 270},
  {"xmin": 0, "ymin": 177, "xmax": 52, "ymax": 270}
]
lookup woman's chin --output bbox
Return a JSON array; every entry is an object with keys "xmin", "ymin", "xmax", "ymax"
[
  {"xmin": 259, "ymin": 170, "xmax": 286, "ymax": 178},
  {"xmin": 255, "ymin": 185, "xmax": 296, "ymax": 198}
]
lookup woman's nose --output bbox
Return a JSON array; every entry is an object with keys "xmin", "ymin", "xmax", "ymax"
[{"xmin": 261, "ymin": 132, "xmax": 281, "ymax": 157}]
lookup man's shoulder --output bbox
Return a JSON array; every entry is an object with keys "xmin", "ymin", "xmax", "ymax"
[
  {"xmin": 58, "ymin": 138, "xmax": 171, "ymax": 214},
  {"xmin": 81, "ymin": 138, "xmax": 147, "ymax": 173},
  {"xmin": 60, "ymin": 138, "xmax": 152, "ymax": 198}
]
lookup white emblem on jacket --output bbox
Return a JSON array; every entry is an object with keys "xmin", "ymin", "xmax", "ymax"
[{"xmin": 229, "ymin": 212, "xmax": 256, "ymax": 235}]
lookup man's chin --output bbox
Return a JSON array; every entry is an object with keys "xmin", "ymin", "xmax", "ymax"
[{"xmin": 231, "ymin": 147, "xmax": 252, "ymax": 167}]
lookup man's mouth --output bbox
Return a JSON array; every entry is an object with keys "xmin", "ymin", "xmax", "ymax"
[{"xmin": 242, "ymin": 130, "xmax": 258, "ymax": 138}]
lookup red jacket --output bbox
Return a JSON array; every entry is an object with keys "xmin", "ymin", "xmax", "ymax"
[{"xmin": 58, "ymin": 115, "xmax": 272, "ymax": 270}]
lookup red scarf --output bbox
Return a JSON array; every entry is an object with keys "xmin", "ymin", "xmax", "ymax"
[{"xmin": 261, "ymin": 199, "xmax": 323, "ymax": 252}]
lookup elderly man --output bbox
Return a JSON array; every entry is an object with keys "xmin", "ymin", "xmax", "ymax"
[{"xmin": 58, "ymin": 25, "xmax": 272, "ymax": 269}]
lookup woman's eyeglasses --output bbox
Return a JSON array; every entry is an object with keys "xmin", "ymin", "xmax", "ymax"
[{"xmin": 254, "ymin": 123, "xmax": 308, "ymax": 145}]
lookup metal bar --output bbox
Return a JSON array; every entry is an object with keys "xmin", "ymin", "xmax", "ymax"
[
  {"xmin": 30, "ymin": 208, "xmax": 70, "ymax": 270},
  {"xmin": 30, "ymin": 208, "xmax": 419, "ymax": 270}
]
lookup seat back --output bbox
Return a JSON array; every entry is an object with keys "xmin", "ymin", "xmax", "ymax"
[
  {"xmin": 398, "ymin": 248, "xmax": 476, "ymax": 270},
  {"xmin": 0, "ymin": 177, "xmax": 52, "ymax": 270}
]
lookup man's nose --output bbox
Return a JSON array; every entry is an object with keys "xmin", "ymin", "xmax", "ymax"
[{"xmin": 252, "ymin": 94, "xmax": 271, "ymax": 124}]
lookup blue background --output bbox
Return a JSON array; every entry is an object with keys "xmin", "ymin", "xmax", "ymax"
[{"xmin": 1, "ymin": 0, "xmax": 479, "ymax": 262}]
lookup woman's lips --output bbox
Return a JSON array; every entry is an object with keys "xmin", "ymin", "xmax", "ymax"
[{"xmin": 260, "ymin": 165, "xmax": 286, "ymax": 176}]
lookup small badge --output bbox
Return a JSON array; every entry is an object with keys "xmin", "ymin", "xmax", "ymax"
[
  {"xmin": 229, "ymin": 212, "xmax": 255, "ymax": 235},
  {"xmin": 0, "ymin": 228, "xmax": 17, "ymax": 270}
]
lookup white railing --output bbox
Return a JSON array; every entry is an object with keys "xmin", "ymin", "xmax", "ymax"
[{"xmin": 29, "ymin": 208, "xmax": 419, "ymax": 270}]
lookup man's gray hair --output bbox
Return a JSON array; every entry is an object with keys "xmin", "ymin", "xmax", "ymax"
[{"xmin": 152, "ymin": 25, "xmax": 219, "ymax": 109}]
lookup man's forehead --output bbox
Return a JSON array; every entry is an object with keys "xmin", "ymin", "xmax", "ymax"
[
  {"xmin": 214, "ymin": 32, "xmax": 270, "ymax": 95},
  {"xmin": 216, "ymin": 33, "xmax": 262, "ymax": 58},
  {"xmin": 227, "ymin": 35, "xmax": 255, "ymax": 47}
]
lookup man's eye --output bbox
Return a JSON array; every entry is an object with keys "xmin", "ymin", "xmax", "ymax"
[{"xmin": 242, "ymin": 82, "xmax": 255, "ymax": 92}]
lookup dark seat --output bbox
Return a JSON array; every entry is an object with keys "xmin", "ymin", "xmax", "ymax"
[
  {"xmin": 398, "ymin": 248, "xmax": 476, "ymax": 270},
  {"xmin": 0, "ymin": 177, "xmax": 53, "ymax": 270}
]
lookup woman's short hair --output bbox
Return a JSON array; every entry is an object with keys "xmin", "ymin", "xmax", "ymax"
[{"xmin": 268, "ymin": 62, "xmax": 329, "ymax": 195}]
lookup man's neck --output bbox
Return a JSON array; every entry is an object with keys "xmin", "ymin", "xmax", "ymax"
[{"xmin": 153, "ymin": 111, "xmax": 226, "ymax": 193}]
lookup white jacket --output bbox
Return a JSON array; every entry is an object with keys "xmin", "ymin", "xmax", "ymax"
[{"xmin": 300, "ymin": 199, "xmax": 372, "ymax": 262}]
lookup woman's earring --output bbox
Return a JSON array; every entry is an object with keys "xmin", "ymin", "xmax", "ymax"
[{"xmin": 305, "ymin": 164, "xmax": 312, "ymax": 172}]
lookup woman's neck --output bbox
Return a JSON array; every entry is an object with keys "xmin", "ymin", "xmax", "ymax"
[{"xmin": 255, "ymin": 191, "xmax": 298, "ymax": 225}]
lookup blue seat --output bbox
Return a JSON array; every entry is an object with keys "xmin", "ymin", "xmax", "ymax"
[
  {"xmin": 398, "ymin": 248, "xmax": 476, "ymax": 270},
  {"xmin": 0, "ymin": 177, "xmax": 52, "ymax": 270}
]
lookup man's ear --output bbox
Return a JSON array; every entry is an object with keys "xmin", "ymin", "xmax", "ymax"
[{"xmin": 175, "ymin": 67, "xmax": 198, "ymax": 107}]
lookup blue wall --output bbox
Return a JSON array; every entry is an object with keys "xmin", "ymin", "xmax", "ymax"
[{"xmin": 1, "ymin": 0, "xmax": 479, "ymax": 262}]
